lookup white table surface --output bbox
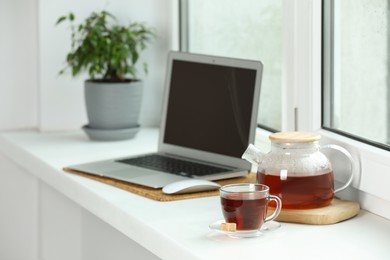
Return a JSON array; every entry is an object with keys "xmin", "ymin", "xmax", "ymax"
[{"xmin": 1, "ymin": 128, "xmax": 390, "ymax": 260}]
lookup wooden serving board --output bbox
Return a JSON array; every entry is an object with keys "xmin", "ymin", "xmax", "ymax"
[{"xmin": 268, "ymin": 199, "xmax": 360, "ymax": 225}]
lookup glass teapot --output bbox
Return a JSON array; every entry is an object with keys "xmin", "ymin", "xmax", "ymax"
[{"xmin": 242, "ymin": 132, "xmax": 355, "ymax": 209}]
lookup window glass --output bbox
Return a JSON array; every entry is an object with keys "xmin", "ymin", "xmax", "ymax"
[
  {"xmin": 323, "ymin": 0, "xmax": 390, "ymax": 148},
  {"xmin": 182, "ymin": 0, "xmax": 282, "ymax": 131}
]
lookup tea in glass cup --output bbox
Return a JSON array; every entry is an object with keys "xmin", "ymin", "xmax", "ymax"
[{"xmin": 220, "ymin": 183, "xmax": 282, "ymax": 231}]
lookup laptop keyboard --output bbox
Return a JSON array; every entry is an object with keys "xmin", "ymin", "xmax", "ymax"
[{"xmin": 117, "ymin": 154, "xmax": 230, "ymax": 177}]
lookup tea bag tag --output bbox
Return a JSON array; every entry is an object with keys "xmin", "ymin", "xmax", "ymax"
[{"xmin": 280, "ymin": 169, "xmax": 288, "ymax": 180}]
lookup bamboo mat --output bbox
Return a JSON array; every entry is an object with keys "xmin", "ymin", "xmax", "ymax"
[
  {"xmin": 267, "ymin": 198, "xmax": 360, "ymax": 225},
  {"xmin": 63, "ymin": 167, "xmax": 256, "ymax": 202}
]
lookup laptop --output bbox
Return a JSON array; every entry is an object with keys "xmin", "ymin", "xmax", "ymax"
[{"xmin": 68, "ymin": 51, "xmax": 263, "ymax": 188}]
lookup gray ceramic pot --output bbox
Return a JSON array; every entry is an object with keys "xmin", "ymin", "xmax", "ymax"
[{"xmin": 83, "ymin": 80, "xmax": 142, "ymax": 140}]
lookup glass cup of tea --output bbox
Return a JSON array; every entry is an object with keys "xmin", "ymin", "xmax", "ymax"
[{"xmin": 220, "ymin": 183, "xmax": 282, "ymax": 231}]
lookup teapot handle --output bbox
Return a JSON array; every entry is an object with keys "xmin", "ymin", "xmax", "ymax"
[{"xmin": 321, "ymin": 144, "xmax": 355, "ymax": 193}]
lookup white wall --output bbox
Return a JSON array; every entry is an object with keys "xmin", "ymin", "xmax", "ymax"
[
  {"xmin": 0, "ymin": 0, "xmax": 177, "ymax": 131},
  {"xmin": 0, "ymin": 0, "xmax": 39, "ymax": 130}
]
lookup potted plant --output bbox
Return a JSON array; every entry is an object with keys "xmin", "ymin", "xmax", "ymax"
[{"xmin": 56, "ymin": 10, "xmax": 155, "ymax": 141}]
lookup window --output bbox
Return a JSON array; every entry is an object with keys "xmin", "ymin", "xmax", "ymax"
[
  {"xmin": 323, "ymin": 0, "xmax": 390, "ymax": 150},
  {"xmin": 180, "ymin": 0, "xmax": 390, "ymax": 219},
  {"xmin": 180, "ymin": 0, "xmax": 282, "ymax": 131}
]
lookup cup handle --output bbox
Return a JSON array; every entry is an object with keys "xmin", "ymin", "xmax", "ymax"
[
  {"xmin": 265, "ymin": 195, "xmax": 282, "ymax": 223},
  {"xmin": 321, "ymin": 144, "xmax": 355, "ymax": 193}
]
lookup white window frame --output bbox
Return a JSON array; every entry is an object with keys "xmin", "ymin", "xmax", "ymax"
[{"xmin": 283, "ymin": 0, "xmax": 390, "ymax": 219}]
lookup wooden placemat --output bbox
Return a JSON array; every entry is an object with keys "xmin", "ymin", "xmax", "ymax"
[{"xmin": 63, "ymin": 167, "xmax": 256, "ymax": 202}]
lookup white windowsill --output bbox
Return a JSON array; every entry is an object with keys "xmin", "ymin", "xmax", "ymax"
[{"xmin": 1, "ymin": 128, "xmax": 390, "ymax": 259}]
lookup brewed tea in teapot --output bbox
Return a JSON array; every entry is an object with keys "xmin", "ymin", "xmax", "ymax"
[{"xmin": 242, "ymin": 132, "xmax": 355, "ymax": 209}]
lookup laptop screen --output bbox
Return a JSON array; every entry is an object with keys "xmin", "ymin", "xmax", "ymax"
[{"xmin": 163, "ymin": 59, "xmax": 258, "ymax": 158}]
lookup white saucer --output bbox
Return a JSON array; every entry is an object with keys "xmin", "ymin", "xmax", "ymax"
[
  {"xmin": 209, "ymin": 220, "xmax": 281, "ymax": 238},
  {"xmin": 82, "ymin": 124, "xmax": 140, "ymax": 141}
]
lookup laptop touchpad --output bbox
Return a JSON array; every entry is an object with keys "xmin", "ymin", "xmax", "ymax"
[{"xmin": 106, "ymin": 168, "xmax": 155, "ymax": 180}]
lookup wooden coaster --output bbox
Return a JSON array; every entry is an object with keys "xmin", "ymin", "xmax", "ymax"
[
  {"xmin": 268, "ymin": 199, "xmax": 360, "ymax": 225},
  {"xmin": 63, "ymin": 167, "xmax": 256, "ymax": 202}
]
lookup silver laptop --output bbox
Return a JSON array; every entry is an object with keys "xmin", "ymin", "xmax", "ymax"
[{"xmin": 68, "ymin": 51, "xmax": 263, "ymax": 188}]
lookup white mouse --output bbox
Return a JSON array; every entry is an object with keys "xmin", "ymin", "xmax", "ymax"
[{"xmin": 162, "ymin": 179, "xmax": 221, "ymax": 194}]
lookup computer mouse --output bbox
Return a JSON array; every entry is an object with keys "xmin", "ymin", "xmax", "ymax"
[{"xmin": 162, "ymin": 179, "xmax": 221, "ymax": 194}]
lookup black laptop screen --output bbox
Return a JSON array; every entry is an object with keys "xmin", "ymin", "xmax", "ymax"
[{"xmin": 163, "ymin": 60, "xmax": 257, "ymax": 158}]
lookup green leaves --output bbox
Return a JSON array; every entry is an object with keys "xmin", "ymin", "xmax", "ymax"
[
  {"xmin": 56, "ymin": 10, "xmax": 156, "ymax": 82},
  {"xmin": 56, "ymin": 13, "xmax": 74, "ymax": 25}
]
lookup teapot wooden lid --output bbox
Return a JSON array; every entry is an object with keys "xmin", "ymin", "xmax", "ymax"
[{"xmin": 269, "ymin": 132, "xmax": 321, "ymax": 143}]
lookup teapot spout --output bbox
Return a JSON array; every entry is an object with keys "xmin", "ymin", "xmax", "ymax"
[{"xmin": 242, "ymin": 144, "xmax": 263, "ymax": 166}]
